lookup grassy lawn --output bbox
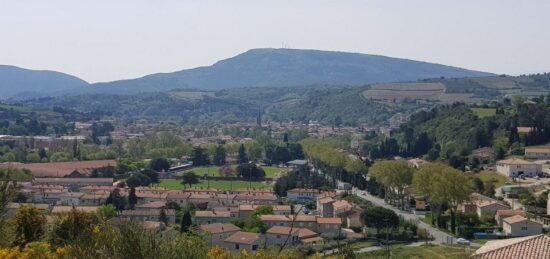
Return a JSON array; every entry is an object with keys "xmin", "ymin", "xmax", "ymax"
[
  {"xmin": 358, "ymin": 244, "xmax": 471, "ymax": 259},
  {"xmin": 473, "ymin": 239, "xmax": 490, "ymax": 245},
  {"xmin": 350, "ymin": 241, "xmax": 375, "ymax": 250},
  {"xmin": 471, "ymin": 108, "xmax": 496, "ymax": 118},
  {"xmin": 177, "ymin": 166, "xmax": 285, "ymax": 178},
  {"xmin": 158, "ymin": 179, "xmax": 269, "ymax": 191},
  {"xmin": 477, "ymin": 170, "xmax": 508, "ymax": 187}
]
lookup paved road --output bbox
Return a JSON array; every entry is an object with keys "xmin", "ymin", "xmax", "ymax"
[{"xmin": 352, "ymin": 187, "xmax": 456, "ymax": 245}]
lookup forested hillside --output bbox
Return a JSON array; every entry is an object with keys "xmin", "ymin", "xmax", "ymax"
[
  {"xmin": 363, "ymin": 95, "xmax": 550, "ymax": 169},
  {"xmin": 14, "ymin": 86, "xmax": 423, "ymax": 126}
]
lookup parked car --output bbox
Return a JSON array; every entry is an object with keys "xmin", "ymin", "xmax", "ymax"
[{"xmin": 457, "ymin": 238, "xmax": 470, "ymax": 245}]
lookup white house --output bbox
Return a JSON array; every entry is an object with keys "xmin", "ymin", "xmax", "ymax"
[
  {"xmin": 286, "ymin": 188, "xmax": 319, "ymax": 202},
  {"xmin": 496, "ymin": 158, "xmax": 542, "ymax": 178},
  {"xmin": 524, "ymin": 146, "xmax": 550, "ymax": 160},
  {"xmin": 197, "ymin": 223, "xmax": 240, "ymax": 247},
  {"xmin": 223, "ymin": 231, "xmax": 262, "ymax": 252},
  {"xmin": 502, "ymin": 215, "xmax": 543, "ymax": 237},
  {"xmin": 476, "ymin": 200, "xmax": 510, "ymax": 218}
]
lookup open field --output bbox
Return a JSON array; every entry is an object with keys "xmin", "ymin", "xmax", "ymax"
[
  {"xmin": 177, "ymin": 166, "xmax": 285, "ymax": 177},
  {"xmin": 358, "ymin": 244, "xmax": 471, "ymax": 259},
  {"xmin": 477, "ymin": 170, "xmax": 508, "ymax": 187},
  {"xmin": 158, "ymin": 179, "xmax": 269, "ymax": 190},
  {"xmin": 471, "ymin": 108, "xmax": 496, "ymax": 118},
  {"xmin": 363, "ymin": 83, "xmax": 446, "ymax": 101}
]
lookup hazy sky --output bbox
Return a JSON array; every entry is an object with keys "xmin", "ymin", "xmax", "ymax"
[{"xmin": 1, "ymin": 0, "xmax": 549, "ymax": 83}]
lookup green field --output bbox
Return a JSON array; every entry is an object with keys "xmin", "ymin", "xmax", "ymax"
[
  {"xmin": 477, "ymin": 170, "xmax": 508, "ymax": 187},
  {"xmin": 158, "ymin": 179, "xmax": 269, "ymax": 190},
  {"xmin": 177, "ymin": 166, "xmax": 285, "ymax": 178},
  {"xmin": 0, "ymin": 169, "xmax": 33, "ymax": 180},
  {"xmin": 471, "ymin": 108, "xmax": 496, "ymax": 118},
  {"xmin": 358, "ymin": 244, "xmax": 471, "ymax": 259}
]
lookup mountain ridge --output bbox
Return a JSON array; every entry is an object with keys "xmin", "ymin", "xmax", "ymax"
[
  {"xmin": 0, "ymin": 48, "xmax": 494, "ymax": 97},
  {"xmin": 88, "ymin": 48, "xmax": 494, "ymax": 94},
  {"xmin": 0, "ymin": 65, "xmax": 89, "ymax": 97}
]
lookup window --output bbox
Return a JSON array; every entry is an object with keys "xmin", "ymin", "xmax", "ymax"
[
  {"xmin": 521, "ymin": 227, "xmax": 528, "ymax": 231},
  {"xmin": 276, "ymin": 235, "xmax": 281, "ymax": 238},
  {"xmin": 235, "ymin": 244, "xmax": 239, "ymax": 250},
  {"xmin": 252, "ymin": 245, "xmax": 258, "ymax": 251},
  {"xmin": 219, "ymin": 235, "xmax": 223, "ymax": 240}
]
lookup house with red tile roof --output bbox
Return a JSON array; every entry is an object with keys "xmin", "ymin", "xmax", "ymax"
[
  {"xmin": 197, "ymin": 223, "xmax": 241, "ymax": 247},
  {"xmin": 502, "ymin": 215, "xmax": 543, "ymax": 237},
  {"xmin": 471, "ymin": 234, "xmax": 550, "ymax": 259},
  {"xmin": 223, "ymin": 231, "xmax": 262, "ymax": 252}
]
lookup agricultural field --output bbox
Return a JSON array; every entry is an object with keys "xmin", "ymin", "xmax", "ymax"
[
  {"xmin": 358, "ymin": 244, "xmax": 471, "ymax": 259},
  {"xmin": 471, "ymin": 108, "xmax": 496, "ymax": 118},
  {"xmin": 177, "ymin": 166, "xmax": 285, "ymax": 178},
  {"xmin": 158, "ymin": 179, "xmax": 269, "ymax": 191},
  {"xmin": 477, "ymin": 170, "xmax": 508, "ymax": 187},
  {"xmin": 363, "ymin": 83, "xmax": 446, "ymax": 101}
]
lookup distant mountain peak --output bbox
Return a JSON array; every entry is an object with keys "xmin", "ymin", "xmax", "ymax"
[{"xmin": 0, "ymin": 65, "xmax": 88, "ymax": 97}]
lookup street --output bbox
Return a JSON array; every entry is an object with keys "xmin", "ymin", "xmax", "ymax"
[{"xmin": 352, "ymin": 187, "xmax": 457, "ymax": 245}]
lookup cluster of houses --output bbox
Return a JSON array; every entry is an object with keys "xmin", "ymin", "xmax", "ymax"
[
  {"xmin": 192, "ymin": 188, "xmax": 363, "ymax": 251},
  {"xmin": 459, "ymin": 193, "xmax": 544, "ymax": 237},
  {"xmin": 2, "ymin": 158, "xmax": 365, "ymax": 251}
]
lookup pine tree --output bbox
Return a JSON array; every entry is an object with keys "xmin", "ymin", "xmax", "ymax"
[
  {"xmin": 159, "ymin": 208, "xmax": 168, "ymax": 225},
  {"xmin": 180, "ymin": 210, "xmax": 192, "ymax": 232},
  {"xmin": 238, "ymin": 144, "xmax": 248, "ymax": 164},
  {"xmin": 128, "ymin": 188, "xmax": 137, "ymax": 209}
]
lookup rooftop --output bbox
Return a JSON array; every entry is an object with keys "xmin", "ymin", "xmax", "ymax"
[
  {"xmin": 224, "ymin": 231, "xmax": 261, "ymax": 245},
  {"xmin": 199, "ymin": 223, "xmax": 240, "ymax": 234},
  {"xmin": 472, "ymin": 234, "xmax": 550, "ymax": 259}
]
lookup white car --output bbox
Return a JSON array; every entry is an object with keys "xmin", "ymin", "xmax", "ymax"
[{"xmin": 457, "ymin": 238, "xmax": 470, "ymax": 245}]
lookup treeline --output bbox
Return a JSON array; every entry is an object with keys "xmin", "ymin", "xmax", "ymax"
[{"xmin": 301, "ymin": 138, "xmax": 368, "ymax": 189}]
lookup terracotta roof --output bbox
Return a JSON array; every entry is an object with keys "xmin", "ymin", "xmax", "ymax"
[
  {"xmin": 316, "ymin": 217, "xmax": 342, "ymax": 224},
  {"xmin": 195, "ymin": 210, "xmax": 231, "ymax": 218},
  {"xmin": 266, "ymin": 226, "xmax": 299, "ymax": 235},
  {"xmin": 199, "ymin": 223, "xmax": 240, "ymax": 234},
  {"xmin": 135, "ymin": 201, "xmax": 166, "ymax": 209},
  {"xmin": 121, "ymin": 209, "xmax": 175, "ymax": 216},
  {"xmin": 496, "ymin": 209, "xmax": 526, "ymax": 218},
  {"xmin": 497, "ymin": 158, "xmax": 534, "ymax": 165},
  {"xmin": 224, "ymin": 231, "xmax": 261, "ymax": 245},
  {"xmin": 318, "ymin": 197, "xmax": 335, "ymax": 204},
  {"xmin": 525, "ymin": 146, "xmax": 550, "ymax": 153},
  {"xmin": 477, "ymin": 200, "xmax": 510, "ymax": 209},
  {"xmin": 260, "ymin": 215, "xmax": 291, "ymax": 222},
  {"xmin": 33, "ymin": 178, "xmax": 113, "ymax": 184},
  {"xmin": 297, "ymin": 228, "xmax": 318, "ymax": 239},
  {"xmin": 81, "ymin": 192, "xmax": 109, "ymax": 200},
  {"xmin": 0, "ymin": 160, "xmax": 116, "ymax": 177},
  {"xmin": 52, "ymin": 206, "xmax": 99, "ymax": 214},
  {"xmin": 288, "ymin": 188, "xmax": 318, "ymax": 193},
  {"xmin": 502, "ymin": 215, "xmax": 531, "ymax": 225},
  {"xmin": 472, "ymin": 234, "xmax": 550, "ymax": 259}
]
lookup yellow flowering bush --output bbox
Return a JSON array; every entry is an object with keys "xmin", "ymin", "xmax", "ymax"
[{"xmin": 0, "ymin": 241, "xmax": 65, "ymax": 259}]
